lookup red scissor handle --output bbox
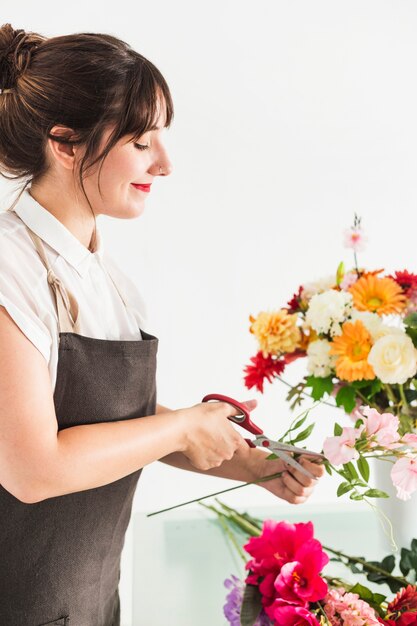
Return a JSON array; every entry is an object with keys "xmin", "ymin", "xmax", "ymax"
[{"xmin": 202, "ymin": 393, "xmax": 264, "ymax": 436}]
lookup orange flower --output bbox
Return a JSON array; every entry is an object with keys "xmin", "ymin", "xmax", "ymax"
[
  {"xmin": 249, "ymin": 310, "xmax": 301, "ymax": 357},
  {"xmin": 299, "ymin": 327, "xmax": 318, "ymax": 351},
  {"xmin": 348, "ymin": 274, "xmax": 406, "ymax": 315},
  {"xmin": 329, "ymin": 320, "xmax": 376, "ymax": 382}
]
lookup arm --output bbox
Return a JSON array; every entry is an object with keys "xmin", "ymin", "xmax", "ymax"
[
  {"xmin": 155, "ymin": 403, "xmax": 325, "ymax": 503},
  {"xmin": 0, "ymin": 308, "xmax": 187, "ymax": 503}
]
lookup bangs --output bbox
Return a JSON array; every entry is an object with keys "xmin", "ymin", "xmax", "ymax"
[{"xmin": 117, "ymin": 58, "xmax": 174, "ymax": 143}]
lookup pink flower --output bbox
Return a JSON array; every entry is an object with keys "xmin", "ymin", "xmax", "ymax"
[
  {"xmin": 360, "ymin": 406, "xmax": 401, "ymax": 449},
  {"xmin": 243, "ymin": 520, "xmax": 329, "ymax": 613},
  {"xmin": 340, "ymin": 272, "xmax": 359, "ymax": 291},
  {"xmin": 323, "ymin": 427, "xmax": 362, "ymax": 466},
  {"xmin": 391, "ymin": 457, "xmax": 417, "ymax": 500},
  {"xmin": 402, "ymin": 434, "xmax": 417, "ymax": 448},
  {"xmin": 265, "ymin": 600, "xmax": 320, "ymax": 626},
  {"xmin": 323, "ymin": 587, "xmax": 380, "ymax": 626},
  {"xmin": 344, "ymin": 227, "xmax": 367, "ymax": 253},
  {"xmin": 274, "ymin": 539, "xmax": 329, "ymax": 604}
]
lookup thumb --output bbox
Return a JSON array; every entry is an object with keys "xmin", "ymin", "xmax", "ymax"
[{"xmin": 241, "ymin": 398, "xmax": 257, "ymax": 409}]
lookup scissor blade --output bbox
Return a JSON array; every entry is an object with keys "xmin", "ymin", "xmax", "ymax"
[
  {"xmin": 252, "ymin": 436, "xmax": 315, "ymax": 479},
  {"xmin": 274, "ymin": 449, "xmax": 316, "ymax": 478},
  {"xmin": 271, "ymin": 442, "xmax": 326, "ymax": 460}
]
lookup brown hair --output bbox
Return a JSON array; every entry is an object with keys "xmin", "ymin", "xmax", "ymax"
[{"xmin": 0, "ymin": 23, "xmax": 174, "ymax": 245}]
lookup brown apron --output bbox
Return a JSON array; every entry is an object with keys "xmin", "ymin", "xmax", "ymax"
[{"xmin": 0, "ymin": 219, "xmax": 159, "ymax": 625}]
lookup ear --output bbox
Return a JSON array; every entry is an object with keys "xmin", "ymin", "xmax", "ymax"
[{"xmin": 47, "ymin": 125, "xmax": 83, "ymax": 171}]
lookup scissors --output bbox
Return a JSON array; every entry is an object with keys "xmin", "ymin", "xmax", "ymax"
[{"xmin": 202, "ymin": 393, "xmax": 326, "ymax": 480}]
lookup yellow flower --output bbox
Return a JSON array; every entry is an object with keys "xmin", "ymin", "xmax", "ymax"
[
  {"xmin": 249, "ymin": 309, "xmax": 301, "ymax": 357},
  {"xmin": 348, "ymin": 274, "xmax": 406, "ymax": 315},
  {"xmin": 329, "ymin": 319, "xmax": 376, "ymax": 382}
]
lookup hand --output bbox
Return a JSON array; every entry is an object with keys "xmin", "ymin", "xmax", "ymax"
[
  {"xmin": 176, "ymin": 398, "xmax": 256, "ymax": 471},
  {"xmin": 253, "ymin": 450, "xmax": 325, "ymax": 504}
]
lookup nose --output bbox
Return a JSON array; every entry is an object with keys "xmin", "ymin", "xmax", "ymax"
[{"xmin": 150, "ymin": 146, "xmax": 173, "ymax": 177}]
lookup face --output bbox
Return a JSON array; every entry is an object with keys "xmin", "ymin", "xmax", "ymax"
[{"xmin": 73, "ymin": 97, "xmax": 173, "ymax": 219}]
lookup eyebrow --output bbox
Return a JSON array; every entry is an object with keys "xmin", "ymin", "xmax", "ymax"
[{"xmin": 148, "ymin": 125, "xmax": 161, "ymax": 131}]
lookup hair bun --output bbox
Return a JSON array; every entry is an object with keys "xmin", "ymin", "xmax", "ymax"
[{"xmin": 0, "ymin": 23, "xmax": 44, "ymax": 90}]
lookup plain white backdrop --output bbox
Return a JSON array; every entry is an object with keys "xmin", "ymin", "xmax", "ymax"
[{"xmin": 1, "ymin": 0, "xmax": 417, "ymax": 515}]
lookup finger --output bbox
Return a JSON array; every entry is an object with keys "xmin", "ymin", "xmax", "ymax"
[
  {"xmin": 241, "ymin": 399, "xmax": 257, "ymax": 409},
  {"xmin": 298, "ymin": 457, "xmax": 326, "ymax": 478},
  {"xmin": 284, "ymin": 463, "xmax": 318, "ymax": 487},
  {"xmin": 281, "ymin": 471, "xmax": 314, "ymax": 497},
  {"xmin": 280, "ymin": 484, "xmax": 309, "ymax": 505}
]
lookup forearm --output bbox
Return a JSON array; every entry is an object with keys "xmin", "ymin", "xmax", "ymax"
[
  {"xmin": 34, "ymin": 409, "xmax": 184, "ymax": 502},
  {"xmin": 156, "ymin": 403, "xmax": 264, "ymax": 482}
]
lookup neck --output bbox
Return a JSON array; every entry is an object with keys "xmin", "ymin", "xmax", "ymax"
[{"xmin": 28, "ymin": 181, "xmax": 97, "ymax": 251}]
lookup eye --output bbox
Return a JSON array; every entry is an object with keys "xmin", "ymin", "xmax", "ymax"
[{"xmin": 134, "ymin": 142, "xmax": 150, "ymax": 151}]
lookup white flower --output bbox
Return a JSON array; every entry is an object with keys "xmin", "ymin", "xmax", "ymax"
[
  {"xmin": 302, "ymin": 275, "xmax": 336, "ymax": 301},
  {"xmin": 307, "ymin": 339, "xmax": 337, "ymax": 377},
  {"xmin": 349, "ymin": 310, "xmax": 405, "ymax": 343},
  {"xmin": 306, "ymin": 290, "xmax": 353, "ymax": 337},
  {"xmin": 368, "ymin": 333, "xmax": 417, "ymax": 384}
]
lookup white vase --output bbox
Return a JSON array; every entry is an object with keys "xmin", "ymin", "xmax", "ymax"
[{"xmin": 372, "ymin": 456, "xmax": 417, "ymax": 551}]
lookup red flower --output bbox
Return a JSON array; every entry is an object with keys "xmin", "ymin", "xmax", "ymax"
[
  {"xmin": 243, "ymin": 351, "xmax": 287, "ymax": 393},
  {"xmin": 379, "ymin": 585, "xmax": 417, "ymax": 625},
  {"xmin": 266, "ymin": 600, "xmax": 321, "ymax": 625},
  {"xmin": 274, "ymin": 539, "xmax": 329, "ymax": 603},
  {"xmin": 287, "ymin": 286, "xmax": 304, "ymax": 314},
  {"xmin": 243, "ymin": 520, "xmax": 327, "ymax": 610},
  {"xmin": 388, "ymin": 271, "xmax": 417, "ymax": 296}
]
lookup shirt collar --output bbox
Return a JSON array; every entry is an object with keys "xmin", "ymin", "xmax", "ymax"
[{"xmin": 11, "ymin": 186, "xmax": 104, "ymax": 278}]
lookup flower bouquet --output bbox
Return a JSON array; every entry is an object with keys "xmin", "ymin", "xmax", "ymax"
[
  {"xmin": 244, "ymin": 216, "xmax": 417, "ymax": 426},
  {"xmin": 243, "ymin": 216, "xmax": 417, "ymax": 503},
  {"xmin": 204, "ymin": 499, "xmax": 417, "ymax": 626}
]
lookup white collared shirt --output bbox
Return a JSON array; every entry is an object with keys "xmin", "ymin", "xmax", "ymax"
[{"xmin": 0, "ymin": 186, "xmax": 147, "ymax": 392}]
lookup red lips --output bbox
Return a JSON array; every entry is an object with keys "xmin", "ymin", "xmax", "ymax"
[{"xmin": 131, "ymin": 183, "xmax": 151, "ymax": 193}]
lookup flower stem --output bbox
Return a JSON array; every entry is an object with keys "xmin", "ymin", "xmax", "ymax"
[
  {"xmin": 399, "ymin": 384, "xmax": 410, "ymax": 414},
  {"xmin": 322, "ymin": 545, "xmax": 407, "ymax": 585},
  {"xmin": 146, "ymin": 471, "xmax": 284, "ymax": 517},
  {"xmin": 275, "ymin": 376, "xmax": 337, "ymax": 408}
]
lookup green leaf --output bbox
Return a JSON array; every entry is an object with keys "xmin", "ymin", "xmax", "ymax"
[
  {"xmin": 344, "ymin": 462, "xmax": 359, "ymax": 481},
  {"xmin": 400, "ymin": 548, "xmax": 412, "ymax": 576},
  {"xmin": 240, "ymin": 584, "xmax": 263, "ymax": 626},
  {"xmin": 291, "ymin": 423, "xmax": 315, "ymax": 444},
  {"xmin": 265, "ymin": 453, "xmax": 279, "ymax": 460},
  {"xmin": 290, "ymin": 415, "xmax": 308, "ymax": 432},
  {"xmin": 411, "ymin": 538, "xmax": 417, "ymax": 553},
  {"xmin": 337, "ymin": 482, "xmax": 354, "ymax": 497},
  {"xmin": 334, "ymin": 423, "xmax": 343, "ymax": 436},
  {"xmin": 405, "ymin": 389, "xmax": 417, "ymax": 403},
  {"xmin": 349, "ymin": 492, "xmax": 363, "ymax": 501},
  {"xmin": 381, "ymin": 555, "xmax": 395, "ymax": 573},
  {"xmin": 325, "ymin": 463, "xmax": 333, "ymax": 476},
  {"xmin": 305, "ymin": 375, "xmax": 334, "ymax": 401},
  {"xmin": 357, "ymin": 457, "xmax": 370, "ymax": 482},
  {"xmin": 404, "ymin": 312, "xmax": 417, "ymax": 328},
  {"xmin": 336, "ymin": 386, "xmax": 357, "ymax": 413},
  {"xmin": 363, "ymin": 489, "xmax": 389, "ymax": 498}
]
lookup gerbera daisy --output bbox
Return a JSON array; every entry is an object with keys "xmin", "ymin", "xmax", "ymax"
[
  {"xmin": 329, "ymin": 320, "xmax": 376, "ymax": 381},
  {"xmin": 348, "ymin": 274, "xmax": 406, "ymax": 315}
]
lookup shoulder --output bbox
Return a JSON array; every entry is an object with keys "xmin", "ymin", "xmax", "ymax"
[{"xmin": 0, "ymin": 210, "xmax": 54, "ymax": 363}]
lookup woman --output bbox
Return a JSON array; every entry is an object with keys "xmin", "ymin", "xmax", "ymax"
[{"xmin": 0, "ymin": 23, "xmax": 324, "ymax": 626}]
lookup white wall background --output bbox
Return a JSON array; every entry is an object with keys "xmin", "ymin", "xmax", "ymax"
[{"xmin": 2, "ymin": 0, "xmax": 417, "ymax": 515}]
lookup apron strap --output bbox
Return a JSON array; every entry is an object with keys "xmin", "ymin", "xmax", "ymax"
[{"xmin": 25, "ymin": 226, "xmax": 81, "ymax": 334}]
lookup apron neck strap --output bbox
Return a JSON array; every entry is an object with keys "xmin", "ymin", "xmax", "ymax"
[{"xmin": 25, "ymin": 226, "xmax": 81, "ymax": 334}]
